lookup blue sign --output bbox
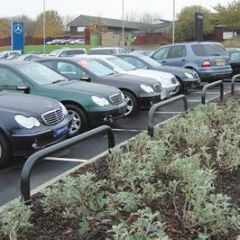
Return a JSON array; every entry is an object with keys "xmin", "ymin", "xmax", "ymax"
[{"xmin": 11, "ymin": 22, "xmax": 24, "ymax": 53}]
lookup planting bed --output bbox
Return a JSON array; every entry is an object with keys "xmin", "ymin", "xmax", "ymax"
[{"xmin": 2, "ymin": 93, "xmax": 240, "ymax": 239}]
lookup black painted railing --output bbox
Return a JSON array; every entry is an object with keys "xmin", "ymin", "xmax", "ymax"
[
  {"xmin": 148, "ymin": 94, "xmax": 188, "ymax": 137},
  {"xmin": 20, "ymin": 125, "xmax": 115, "ymax": 202},
  {"xmin": 201, "ymin": 80, "xmax": 224, "ymax": 104},
  {"xmin": 231, "ymin": 74, "xmax": 240, "ymax": 95}
]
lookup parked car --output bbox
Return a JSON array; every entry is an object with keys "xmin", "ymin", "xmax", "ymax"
[
  {"xmin": 0, "ymin": 61, "xmax": 127, "ymax": 136},
  {"xmin": 130, "ymin": 49, "xmax": 153, "ymax": 56},
  {"xmin": 117, "ymin": 54, "xmax": 202, "ymax": 91},
  {"xmin": 14, "ymin": 53, "xmax": 43, "ymax": 61},
  {"xmin": 88, "ymin": 47, "xmax": 127, "ymax": 55},
  {"xmin": 0, "ymin": 90, "xmax": 70, "ymax": 169},
  {"xmin": 49, "ymin": 48, "xmax": 87, "ymax": 57},
  {"xmin": 88, "ymin": 55, "xmax": 179, "ymax": 99},
  {"xmin": 226, "ymin": 48, "xmax": 240, "ymax": 76},
  {"xmin": 0, "ymin": 50, "xmax": 22, "ymax": 60},
  {"xmin": 36, "ymin": 57, "xmax": 162, "ymax": 116},
  {"xmin": 69, "ymin": 39, "xmax": 85, "ymax": 45},
  {"xmin": 150, "ymin": 41, "xmax": 232, "ymax": 81}
]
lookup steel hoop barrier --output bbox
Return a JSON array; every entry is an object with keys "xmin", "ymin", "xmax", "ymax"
[
  {"xmin": 20, "ymin": 125, "xmax": 115, "ymax": 202},
  {"xmin": 231, "ymin": 74, "xmax": 240, "ymax": 95},
  {"xmin": 148, "ymin": 94, "xmax": 188, "ymax": 138}
]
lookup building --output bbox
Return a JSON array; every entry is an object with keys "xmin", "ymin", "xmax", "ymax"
[{"xmin": 68, "ymin": 15, "xmax": 171, "ymax": 46}]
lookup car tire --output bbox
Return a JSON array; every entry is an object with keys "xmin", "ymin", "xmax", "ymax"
[
  {"xmin": 65, "ymin": 104, "xmax": 88, "ymax": 137},
  {"xmin": 122, "ymin": 90, "xmax": 138, "ymax": 117},
  {"xmin": 0, "ymin": 133, "xmax": 11, "ymax": 169}
]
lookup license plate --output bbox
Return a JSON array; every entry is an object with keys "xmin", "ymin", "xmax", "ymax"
[
  {"xmin": 216, "ymin": 59, "xmax": 224, "ymax": 66},
  {"xmin": 53, "ymin": 125, "xmax": 69, "ymax": 138}
]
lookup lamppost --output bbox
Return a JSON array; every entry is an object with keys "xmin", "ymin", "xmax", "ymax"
[
  {"xmin": 172, "ymin": 0, "xmax": 175, "ymax": 44},
  {"xmin": 121, "ymin": 0, "xmax": 125, "ymax": 47},
  {"xmin": 43, "ymin": 0, "xmax": 46, "ymax": 54}
]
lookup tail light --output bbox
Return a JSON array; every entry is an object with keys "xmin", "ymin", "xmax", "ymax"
[{"xmin": 202, "ymin": 59, "xmax": 211, "ymax": 67}]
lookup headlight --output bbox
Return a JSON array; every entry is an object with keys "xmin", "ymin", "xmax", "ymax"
[
  {"xmin": 140, "ymin": 84, "xmax": 154, "ymax": 93},
  {"xmin": 15, "ymin": 115, "xmax": 41, "ymax": 129},
  {"xmin": 59, "ymin": 102, "xmax": 68, "ymax": 116},
  {"xmin": 91, "ymin": 96, "xmax": 109, "ymax": 106},
  {"xmin": 185, "ymin": 72, "xmax": 194, "ymax": 78}
]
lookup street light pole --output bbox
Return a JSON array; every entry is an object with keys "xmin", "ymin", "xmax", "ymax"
[
  {"xmin": 43, "ymin": 0, "xmax": 46, "ymax": 54},
  {"xmin": 121, "ymin": 0, "xmax": 125, "ymax": 47},
  {"xmin": 172, "ymin": 0, "xmax": 175, "ymax": 44}
]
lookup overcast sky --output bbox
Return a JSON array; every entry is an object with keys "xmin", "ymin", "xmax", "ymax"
[{"xmin": 0, "ymin": 0, "xmax": 231, "ymax": 21}]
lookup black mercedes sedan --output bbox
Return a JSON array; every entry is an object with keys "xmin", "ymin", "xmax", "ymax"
[
  {"xmin": 0, "ymin": 91, "xmax": 70, "ymax": 169},
  {"xmin": 117, "ymin": 54, "xmax": 202, "ymax": 91},
  {"xmin": 36, "ymin": 57, "xmax": 162, "ymax": 116}
]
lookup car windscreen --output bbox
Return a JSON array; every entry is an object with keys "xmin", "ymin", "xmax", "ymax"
[
  {"xmin": 49, "ymin": 49, "xmax": 62, "ymax": 56},
  {"xmin": 107, "ymin": 57, "xmax": 136, "ymax": 71},
  {"xmin": 191, "ymin": 44, "xmax": 228, "ymax": 57},
  {"xmin": 15, "ymin": 63, "xmax": 67, "ymax": 85},
  {"xmin": 78, "ymin": 59, "xmax": 115, "ymax": 76}
]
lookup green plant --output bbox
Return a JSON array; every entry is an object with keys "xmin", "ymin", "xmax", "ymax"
[
  {"xmin": 0, "ymin": 199, "xmax": 33, "ymax": 240},
  {"xmin": 108, "ymin": 207, "xmax": 169, "ymax": 240}
]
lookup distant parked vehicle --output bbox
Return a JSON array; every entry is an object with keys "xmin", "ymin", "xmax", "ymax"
[
  {"xmin": 117, "ymin": 54, "xmax": 202, "ymax": 91},
  {"xmin": 69, "ymin": 39, "xmax": 85, "ymax": 45},
  {"xmin": 130, "ymin": 49, "xmax": 153, "ymax": 56},
  {"xmin": 15, "ymin": 53, "xmax": 43, "ymax": 61},
  {"xmin": 226, "ymin": 48, "xmax": 240, "ymax": 76},
  {"xmin": 0, "ymin": 50, "xmax": 22, "ymax": 60},
  {"xmin": 150, "ymin": 41, "xmax": 232, "ymax": 81},
  {"xmin": 49, "ymin": 48, "xmax": 87, "ymax": 57},
  {"xmin": 0, "ymin": 90, "xmax": 70, "ymax": 169},
  {"xmin": 0, "ymin": 61, "xmax": 127, "ymax": 136},
  {"xmin": 36, "ymin": 57, "xmax": 162, "ymax": 116},
  {"xmin": 88, "ymin": 47, "xmax": 127, "ymax": 55}
]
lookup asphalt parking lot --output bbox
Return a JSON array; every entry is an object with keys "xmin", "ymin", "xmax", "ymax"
[{"xmin": 0, "ymin": 81, "xmax": 238, "ymax": 207}]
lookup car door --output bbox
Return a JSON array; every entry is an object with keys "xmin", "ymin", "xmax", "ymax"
[
  {"xmin": 151, "ymin": 46, "xmax": 169, "ymax": 64},
  {"xmin": 152, "ymin": 45, "xmax": 187, "ymax": 67}
]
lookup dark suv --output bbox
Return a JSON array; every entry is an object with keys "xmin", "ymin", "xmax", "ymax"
[{"xmin": 150, "ymin": 42, "xmax": 232, "ymax": 81}]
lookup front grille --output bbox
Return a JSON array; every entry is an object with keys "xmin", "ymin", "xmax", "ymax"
[
  {"xmin": 42, "ymin": 108, "xmax": 64, "ymax": 125},
  {"xmin": 154, "ymin": 83, "xmax": 162, "ymax": 92},
  {"xmin": 109, "ymin": 92, "xmax": 123, "ymax": 105}
]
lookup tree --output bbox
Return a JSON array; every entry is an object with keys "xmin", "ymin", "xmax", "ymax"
[
  {"xmin": 0, "ymin": 18, "xmax": 11, "ymax": 38},
  {"xmin": 126, "ymin": 12, "xmax": 162, "ymax": 34},
  {"xmin": 214, "ymin": 0, "xmax": 240, "ymax": 32},
  {"xmin": 175, "ymin": 5, "xmax": 215, "ymax": 41},
  {"xmin": 34, "ymin": 10, "xmax": 64, "ymax": 38}
]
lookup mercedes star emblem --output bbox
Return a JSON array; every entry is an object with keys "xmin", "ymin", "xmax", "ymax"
[{"xmin": 13, "ymin": 24, "xmax": 23, "ymax": 35}]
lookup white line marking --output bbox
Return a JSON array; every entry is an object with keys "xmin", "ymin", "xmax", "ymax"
[
  {"xmin": 45, "ymin": 157, "xmax": 87, "ymax": 163},
  {"xmin": 113, "ymin": 129, "xmax": 143, "ymax": 132},
  {"xmin": 187, "ymin": 99, "xmax": 202, "ymax": 102},
  {"xmin": 154, "ymin": 111, "xmax": 183, "ymax": 114}
]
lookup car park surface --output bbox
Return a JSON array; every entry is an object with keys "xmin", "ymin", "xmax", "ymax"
[
  {"xmin": 150, "ymin": 41, "xmax": 232, "ymax": 81},
  {"xmin": 36, "ymin": 57, "xmax": 162, "ymax": 116},
  {"xmin": 0, "ymin": 90, "xmax": 70, "ymax": 169},
  {"xmin": 0, "ymin": 61, "xmax": 127, "ymax": 136},
  {"xmin": 117, "ymin": 53, "xmax": 202, "ymax": 91},
  {"xmin": 0, "ymin": 81, "xmax": 237, "ymax": 207}
]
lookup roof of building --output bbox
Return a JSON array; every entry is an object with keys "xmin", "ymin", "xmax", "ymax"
[{"xmin": 68, "ymin": 15, "xmax": 171, "ymax": 30}]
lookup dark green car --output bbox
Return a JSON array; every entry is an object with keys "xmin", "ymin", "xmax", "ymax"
[{"xmin": 0, "ymin": 61, "xmax": 127, "ymax": 136}]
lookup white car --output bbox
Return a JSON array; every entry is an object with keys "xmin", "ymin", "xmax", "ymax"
[{"xmin": 88, "ymin": 55, "xmax": 180, "ymax": 100}]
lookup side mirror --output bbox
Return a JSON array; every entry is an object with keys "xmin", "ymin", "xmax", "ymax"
[
  {"xmin": 16, "ymin": 85, "xmax": 30, "ymax": 94},
  {"xmin": 80, "ymin": 76, "xmax": 91, "ymax": 82}
]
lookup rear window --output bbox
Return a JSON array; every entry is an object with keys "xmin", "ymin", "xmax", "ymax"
[{"xmin": 191, "ymin": 44, "xmax": 228, "ymax": 57}]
